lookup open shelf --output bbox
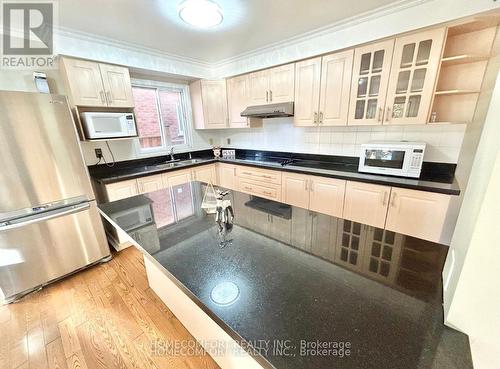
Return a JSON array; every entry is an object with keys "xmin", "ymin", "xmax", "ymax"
[{"xmin": 441, "ymin": 54, "xmax": 489, "ymax": 66}]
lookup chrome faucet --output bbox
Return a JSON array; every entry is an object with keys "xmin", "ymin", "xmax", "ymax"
[{"xmin": 168, "ymin": 147, "xmax": 175, "ymax": 161}]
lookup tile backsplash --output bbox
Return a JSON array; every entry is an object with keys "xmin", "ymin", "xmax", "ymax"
[{"xmin": 219, "ymin": 119, "xmax": 466, "ymax": 163}]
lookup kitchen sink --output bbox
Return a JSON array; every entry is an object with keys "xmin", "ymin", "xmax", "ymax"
[
  {"xmin": 180, "ymin": 158, "xmax": 207, "ymax": 164},
  {"xmin": 154, "ymin": 162, "xmax": 184, "ymax": 169}
]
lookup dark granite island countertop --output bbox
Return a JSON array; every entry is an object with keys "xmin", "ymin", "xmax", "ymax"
[{"xmin": 99, "ymin": 182, "xmax": 471, "ymax": 369}]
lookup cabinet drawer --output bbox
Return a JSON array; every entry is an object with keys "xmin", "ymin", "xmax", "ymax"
[
  {"xmin": 238, "ymin": 179, "xmax": 281, "ymax": 201},
  {"xmin": 236, "ymin": 166, "xmax": 282, "ymax": 184}
]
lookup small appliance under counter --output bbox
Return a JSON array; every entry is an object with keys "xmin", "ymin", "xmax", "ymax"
[{"xmin": 99, "ymin": 181, "xmax": 472, "ymax": 369}]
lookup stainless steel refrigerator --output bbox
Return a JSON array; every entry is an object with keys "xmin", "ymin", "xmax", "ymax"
[{"xmin": 0, "ymin": 91, "xmax": 110, "ymax": 304}]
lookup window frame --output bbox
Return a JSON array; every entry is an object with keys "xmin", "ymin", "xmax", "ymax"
[{"xmin": 131, "ymin": 78, "xmax": 193, "ymax": 157}]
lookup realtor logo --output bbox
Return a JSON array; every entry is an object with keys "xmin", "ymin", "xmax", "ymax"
[{"xmin": 1, "ymin": 1, "xmax": 56, "ymax": 68}]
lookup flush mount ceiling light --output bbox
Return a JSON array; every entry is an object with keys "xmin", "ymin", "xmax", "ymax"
[{"xmin": 178, "ymin": 0, "xmax": 223, "ymax": 28}]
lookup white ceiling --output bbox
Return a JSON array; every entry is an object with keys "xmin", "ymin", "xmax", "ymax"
[{"xmin": 59, "ymin": 0, "xmax": 400, "ymax": 64}]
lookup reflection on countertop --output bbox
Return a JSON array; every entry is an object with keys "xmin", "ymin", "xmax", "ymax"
[{"xmin": 98, "ymin": 182, "xmax": 471, "ymax": 369}]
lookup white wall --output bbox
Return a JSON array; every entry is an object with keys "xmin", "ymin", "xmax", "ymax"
[
  {"xmin": 443, "ymin": 71, "xmax": 500, "ymax": 368},
  {"xmin": 218, "ymin": 119, "xmax": 466, "ymax": 163}
]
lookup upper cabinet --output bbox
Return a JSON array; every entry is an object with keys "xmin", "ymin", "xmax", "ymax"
[
  {"xmin": 227, "ymin": 75, "xmax": 250, "ymax": 128},
  {"xmin": 348, "ymin": 40, "xmax": 395, "ymax": 125},
  {"xmin": 190, "ymin": 79, "xmax": 228, "ymax": 129},
  {"xmin": 385, "ymin": 28, "xmax": 445, "ymax": 125},
  {"xmin": 248, "ymin": 64, "xmax": 295, "ymax": 106},
  {"xmin": 60, "ymin": 57, "xmax": 134, "ymax": 108},
  {"xmin": 294, "ymin": 50, "xmax": 354, "ymax": 127}
]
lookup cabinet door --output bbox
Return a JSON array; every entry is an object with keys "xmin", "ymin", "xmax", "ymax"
[
  {"xmin": 61, "ymin": 58, "xmax": 106, "ymax": 107},
  {"xmin": 201, "ymin": 80, "xmax": 228, "ymax": 128},
  {"xmin": 348, "ymin": 40, "xmax": 395, "ymax": 125},
  {"xmin": 294, "ymin": 57, "xmax": 322, "ymax": 126},
  {"xmin": 192, "ymin": 164, "xmax": 217, "ymax": 184},
  {"xmin": 281, "ymin": 172, "xmax": 310, "ymax": 209},
  {"xmin": 385, "ymin": 187, "xmax": 450, "ymax": 242},
  {"xmin": 227, "ymin": 75, "xmax": 249, "ymax": 128},
  {"xmin": 309, "ymin": 177, "xmax": 346, "ymax": 217},
  {"xmin": 137, "ymin": 174, "xmax": 164, "ymax": 194},
  {"xmin": 217, "ymin": 164, "xmax": 237, "ymax": 190},
  {"xmin": 248, "ymin": 70, "xmax": 269, "ymax": 105},
  {"xmin": 105, "ymin": 179, "xmax": 139, "ymax": 201},
  {"xmin": 343, "ymin": 181, "xmax": 391, "ymax": 228},
  {"xmin": 319, "ymin": 50, "xmax": 353, "ymax": 126},
  {"xmin": 99, "ymin": 64, "xmax": 134, "ymax": 108},
  {"xmin": 268, "ymin": 64, "xmax": 295, "ymax": 103},
  {"xmin": 163, "ymin": 170, "xmax": 192, "ymax": 188},
  {"xmin": 384, "ymin": 28, "xmax": 445, "ymax": 125}
]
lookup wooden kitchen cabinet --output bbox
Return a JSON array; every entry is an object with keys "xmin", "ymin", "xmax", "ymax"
[
  {"xmin": 217, "ymin": 163, "xmax": 238, "ymax": 190},
  {"xmin": 192, "ymin": 164, "xmax": 217, "ymax": 184},
  {"xmin": 104, "ymin": 179, "xmax": 139, "ymax": 201},
  {"xmin": 162, "ymin": 169, "xmax": 191, "ymax": 188},
  {"xmin": 384, "ymin": 28, "xmax": 445, "ymax": 125},
  {"xmin": 281, "ymin": 172, "xmax": 310, "ymax": 209},
  {"xmin": 190, "ymin": 80, "xmax": 228, "ymax": 129},
  {"xmin": 319, "ymin": 50, "xmax": 354, "ymax": 126},
  {"xmin": 247, "ymin": 64, "xmax": 295, "ymax": 106},
  {"xmin": 227, "ymin": 75, "xmax": 250, "ymax": 128},
  {"xmin": 60, "ymin": 57, "xmax": 134, "ymax": 108},
  {"xmin": 309, "ymin": 176, "xmax": 346, "ymax": 217},
  {"xmin": 98, "ymin": 63, "xmax": 135, "ymax": 108},
  {"xmin": 385, "ymin": 187, "xmax": 450, "ymax": 242},
  {"xmin": 343, "ymin": 181, "xmax": 391, "ymax": 228},
  {"xmin": 294, "ymin": 57, "xmax": 322, "ymax": 126},
  {"xmin": 137, "ymin": 174, "xmax": 164, "ymax": 194},
  {"xmin": 348, "ymin": 39, "xmax": 395, "ymax": 125}
]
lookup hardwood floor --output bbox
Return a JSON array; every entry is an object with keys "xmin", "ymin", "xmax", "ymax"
[{"xmin": 0, "ymin": 247, "xmax": 220, "ymax": 369}]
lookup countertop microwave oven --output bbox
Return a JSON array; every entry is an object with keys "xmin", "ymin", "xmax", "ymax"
[
  {"xmin": 358, "ymin": 142, "xmax": 426, "ymax": 178},
  {"xmin": 81, "ymin": 111, "xmax": 137, "ymax": 139}
]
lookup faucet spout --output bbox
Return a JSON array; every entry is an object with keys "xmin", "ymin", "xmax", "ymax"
[{"xmin": 168, "ymin": 147, "xmax": 175, "ymax": 161}]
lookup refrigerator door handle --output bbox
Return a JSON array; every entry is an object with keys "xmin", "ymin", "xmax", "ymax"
[{"xmin": 0, "ymin": 202, "xmax": 90, "ymax": 232}]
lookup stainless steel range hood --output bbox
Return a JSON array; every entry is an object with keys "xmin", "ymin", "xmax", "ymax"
[{"xmin": 240, "ymin": 102, "xmax": 294, "ymax": 119}]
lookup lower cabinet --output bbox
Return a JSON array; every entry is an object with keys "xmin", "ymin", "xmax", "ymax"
[
  {"xmin": 343, "ymin": 181, "xmax": 391, "ymax": 228},
  {"xmin": 385, "ymin": 187, "xmax": 451, "ymax": 243},
  {"xmin": 162, "ymin": 169, "xmax": 191, "ymax": 188},
  {"xmin": 104, "ymin": 179, "xmax": 139, "ymax": 201},
  {"xmin": 192, "ymin": 164, "xmax": 217, "ymax": 184},
  {"xmin": 137, "ymin": 174, "xmax": 164, "ymax": 194},
  {"xmin": 217, "ymin": 163, "xmax": 238, "ymax": 190},
  {"xmin": 238, "ymin": 179, "xmax": 281, "ymax": 201},
  {"xmin": 281, "ymin": 172, "xmax": 345, "ymax": 218}
]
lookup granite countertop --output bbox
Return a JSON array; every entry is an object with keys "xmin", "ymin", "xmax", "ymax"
[
  {"xmin": 88, "ymin": 149, "xmax": 460, "ymax": 195},
  {"xmin": 98, "ymin": 182, "xmax": 472, "ymax": 369}
]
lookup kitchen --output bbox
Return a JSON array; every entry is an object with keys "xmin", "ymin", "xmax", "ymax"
[{"xmin": 1, "ymin": 1, "xmax": 500, "ymax": 369}]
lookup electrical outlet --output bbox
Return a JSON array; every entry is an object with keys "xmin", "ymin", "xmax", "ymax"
[
  {"xmin": 227, "ymin": 138, "xmax": 231, "ymax": 145},
  {"xmin": 209, "ymin": 138, "xmax": 214, "ymax": 145},
  {"xmin": 95, "ymin": 148, "xmax": 103, "ymax": 159}
]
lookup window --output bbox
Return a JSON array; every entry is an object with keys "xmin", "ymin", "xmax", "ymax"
[{"xmin": 131, "ymin": 80, "xmax": 191, "ymax": 154}]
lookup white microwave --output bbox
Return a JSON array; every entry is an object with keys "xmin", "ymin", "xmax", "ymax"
[
  {"xmin": 358, "ymin": 142, "xmax": 426, "ymax": 178},
  {"xmin": 81, "ymin": 111, "xmax": 137, "ymax": 139}
]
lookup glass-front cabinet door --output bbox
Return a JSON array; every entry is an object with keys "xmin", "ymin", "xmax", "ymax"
[
  {"xmin": 384, "ymin": 28, "xmax": 445, "ymax": 125},
  {"xmin": 348, "ymin": 39, "xmax": 394, "ymax": 125}
]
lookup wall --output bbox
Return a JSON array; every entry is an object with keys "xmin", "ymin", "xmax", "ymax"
[
  {"xmin": 218, "ymin": 119, "xmax": 466, "ymax": 163},
  {"xmin": 443, "ymin": 71, "xmax": 500, "ymax": 369}
]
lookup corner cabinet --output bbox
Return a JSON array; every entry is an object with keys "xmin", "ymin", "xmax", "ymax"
[
  {"xmin": 60, "ymin": 57, "xmax": 134, "ymax": 108},
  {"xmin": 348, "ymin": 40, "xmax": 395, "ymax": 125},
  {"xmin": 190, "ymin": 80, "xmax": 228, "ymax": 129},
  {"xmin": 227, "ymin": 75, "xmax": 249, "ymax": 128},
  {"xmin": 384, "ymin": 28, "xmax": 446, "ymax": 125}
]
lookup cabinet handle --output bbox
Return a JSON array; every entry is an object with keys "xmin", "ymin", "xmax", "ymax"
[
  {"xmin": 99, "ymin": 91, "xmax": 106, "ymax": 104},
  {"xmin": 106, "ymin": 91, "xmax": 112, "ymax": 105},
  {"xmin": 305, "ymin": 180, "xmax": 308, "ymax": 191},
  {"xmin": 319, "ymin": 112, "xmax": 324, "ymax": 124},
  {"xmin": 385, "ymin": 107, "xmax": 391, "ymax": 122},
  {"xmin": 309, "ymin": 179, "xmax": 314, "ymax": 191},
  {"xmin": 313, "ymin": 112, "xmax": 318, "ymax": 124},
  {"xmin": 233, "ymin": 168, "xmax": 236, "ymax": 176},
  {"xmin": 378, "ymin": 107, "xmax": 383, "ymax": 122},
  {"xmin": 266, "ymin": 91, "xmax": 269, "ymax": 103},
  {"xmin": 269, "ymin": 90, "xmax": 272, "ymax": 102},
  {"xmin": 390, "ymin": 192, "xmax": 397, "ymax": 207},
  {"xmin": 263, "ymin": 191, "xmax": 273, "ymax": 196}
]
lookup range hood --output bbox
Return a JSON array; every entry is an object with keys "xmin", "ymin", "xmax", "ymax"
[{"xmin": 240, "ymin": 102, "xmax": 294, "ymax": 119}]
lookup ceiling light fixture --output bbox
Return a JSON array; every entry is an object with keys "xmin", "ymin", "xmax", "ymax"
[{"xmin": 178, "ymin": 0, "xmax": 223, "ymax": 28}]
